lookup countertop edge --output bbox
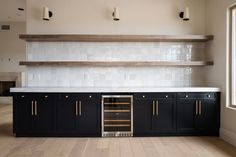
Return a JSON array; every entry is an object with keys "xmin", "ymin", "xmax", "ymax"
[{"xmin": 10, "ymin": 87, "xmax": 221, "ymax": 93}]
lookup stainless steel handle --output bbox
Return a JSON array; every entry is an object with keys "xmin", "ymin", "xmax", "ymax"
[
  {"xmin": 31, "ymin": 101, "xmax": 34, "ymax": 116},
  {"xmin": 152, "ymin": 101, "xmax": 155, "ymax": 116},
  {"xmin": 79, "ymin": 101, "xmax": 82, "ymax": 116},
  {"xmin": 195, "ymin": 100, "xmax": 198, "ymax": 115},
  {"xmin": 76, "ymin": 101, "xmax": 78, "ymax": 116},
  {"xmin": 35, "ymin": 101, "xmax": 38, "ymax": 116},
  {"xmin": 156, "ymin": 100, "xmax": 159, "ymax": 116},
  {"xmin": 199, "ymin": 100, "xmax": 202, "ymax": 115}
]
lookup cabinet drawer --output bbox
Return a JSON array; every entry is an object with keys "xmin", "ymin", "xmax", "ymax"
[
  {"xmin": 16, "ymin": 93, "xmax": 31, "ymax": 100},
  {"xmin": 33, "ymin": 94, "xmax": 56, "ymax": 101},
  {"xmin": 59, "ymin": 93, "xmax": 99, "ymax": 100},
  {"xmin": 77, "ymin": 93, "xmax": 99, "ymax": 100},
  {"xmin": 177, "ymin": 92, "xmax": 216, "ymax": 99},
  {"xmin": 134, "ymin": 93, "xmax": 175, "ymax": 99}
]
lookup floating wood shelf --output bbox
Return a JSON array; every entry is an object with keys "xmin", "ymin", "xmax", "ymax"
[
  {"xmin": 19, "ymin": 61, "xmax": 214, "ymax": 67},
  {"xmin": 19, "ymin": 34, "xmax": 214, "ymax": 42}
]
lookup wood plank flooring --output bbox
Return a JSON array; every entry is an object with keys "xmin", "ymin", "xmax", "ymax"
[{"xmin": 1, "ymin": 103, "xmax": 236, "ymax": 157}]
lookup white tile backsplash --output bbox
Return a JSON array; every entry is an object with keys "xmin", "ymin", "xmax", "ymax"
[{"xmin": 25, "ymin": 42, "xmax": 207, "ymax": 87}]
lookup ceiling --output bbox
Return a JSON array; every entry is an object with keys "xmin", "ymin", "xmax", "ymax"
[{"xmin": 0, "ymin": 0, "xmax": 25, "ymax": 22}]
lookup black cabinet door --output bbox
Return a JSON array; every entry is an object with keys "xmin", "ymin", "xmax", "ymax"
[
  {"xmin": 177, "ymin": 99, "xmax": 196, "ymax": 133},
  {"xmin": 33, "ymin": 94, "xmax": 56, "ymax": 133},
  {"xmin": 77, "ymin": 98, "xmax": 100, "ymax": 136},
  {"xmin": 195, "ymin": 99, "xmax": 217, "ymax": 133},
  {"xmin": 16, "ymin": 94, "xmax": 33, "ymax": 133},
  {"xmin": 153, "ymin": 98, "xmax": 175, "ymax": 133},
  {"xmin": 134, "ymin": 99, "xmax": 153, "ymax": 135},
  {"xmin": 57, "ymin": 94, "xmax": 78, "ymax": 132}
]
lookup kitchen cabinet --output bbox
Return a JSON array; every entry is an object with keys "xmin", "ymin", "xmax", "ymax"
[
  {"xmin": 133, "ymin": 93, "xmax": 176, "ymax": 136},
  {"xmin": 14, "ymin": 93, "xmax": 101, "ymax": 137},
  {"xmin": 153, "ymin": 97, "xmax": 176, "ymax": 134},
  {"xmin": 77, "ymin": 97, "xmax": 100, "ymax": 136},
  {"xmin": 57, "ymin": 94, "xmax": 78, "ymax": 132},
  {"xmin": 57, "ymin": 93, "xmax": 100, "ymax": 136},
  {"xmin": 133, "ymin": 97, "xmax": 153, "ymax": 135},
  {"xmin": 13, "ymin": 92, "xmax": 220, "ymax": 137},
  {"xmin": 14, "ymin": 93, "xmax": 56, "ymax": 135},
  {"xmin": 176, "ymin": 93, "xmax": 220, "ymax": 135}
]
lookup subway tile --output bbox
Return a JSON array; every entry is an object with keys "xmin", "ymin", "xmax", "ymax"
[{"xmin": 25, "ymin": 42, "xmax": 207, "ymax": 87}]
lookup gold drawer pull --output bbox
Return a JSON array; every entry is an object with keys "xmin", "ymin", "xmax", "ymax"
[
  {"xmin": 195, "ymin": 100, "xmax": 198, "ymax": 115},
  {"xmin": 79, "ymin": 101, "xmax": 82, "ymax": 116},
  {"xmin": 35, "ymin": 101, "xmax": 38, "ymax": 116},
  {"xmin": 152, "ymin": 101, "xmax": 155, "ymax": 116},
  {"xmin": 44, "ymin": 95, "xmax": 48, "ymax": 98},
  {"xmin": 199, "ymin": 100, "xmax": 202, "ymax": 115},
  {"xmin": 75, "ymin": 101, "xmax": 78, "ymax": 116},
  {"xmin": 31, "ymin": 101, "xmax": 34, "ymax": 116},
  {"xmin": 65, "ymin": 96, "xmax": 69, "ymax": 98},
  {"xmin": 156, "ymin": 100, "xmax": 159, "ymax": 116}
]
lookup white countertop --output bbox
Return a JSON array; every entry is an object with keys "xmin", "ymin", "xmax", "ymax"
[{"xmin": 10, "ymin": 87, "xmax": 220, "ymax": 93}]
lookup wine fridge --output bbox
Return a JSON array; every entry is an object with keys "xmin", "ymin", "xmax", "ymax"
[{"xmin": 102, "ymin": 95, "xmax": 133, "ymax": 137}]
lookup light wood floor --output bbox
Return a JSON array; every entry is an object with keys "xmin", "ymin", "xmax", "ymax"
[{"xmin": 1, "ymin": 103, "xmax": 236, "ymax": 157}]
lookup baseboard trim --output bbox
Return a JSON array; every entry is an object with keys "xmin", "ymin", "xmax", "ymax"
[
  {"xmin": 220, "ymin": 128, "xmax": 236, "ymax": 146},
  {"xmin": 0, "ymin": 97, "xmax": 13, "ymax": 104}
]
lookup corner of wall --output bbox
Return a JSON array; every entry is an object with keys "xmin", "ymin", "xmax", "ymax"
[{"xmin": 220, "ymin": 128, "xmax": 236, "ymax": 147}]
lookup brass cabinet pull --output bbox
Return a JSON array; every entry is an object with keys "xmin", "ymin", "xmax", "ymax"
[
  {"xmin": 152, "ymin": 101, "xmax": 155, "ymax": 116},
  {"xmin": 35, "ymin": 101, "xmax": 38, "ymax": 116},
  {"xmin": 79, "ymin": 101, "xmax": 82, "ymax": 116},
  {"xmin": 31, "ymin": 101, "xmax": 34, "ymax": 116},
  {"xmin": 75, "ymin": 101, "xmax": 78, "ymax": 116},
  {"xmin": 195, "ymin": 100, "xmax": 198, "ymax": 115},
  {"xmin": 199, "ymin": 100, "xmax": 202, "ymax": 115},
  {"xmin": 156, "ymin": 100, "xmax": 159, "ymax": 116}
]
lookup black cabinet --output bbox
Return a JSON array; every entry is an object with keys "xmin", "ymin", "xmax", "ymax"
[
  {"xmin": 176, "ymin": 93, "xmax": 220, "ymax": 135},
  {"xmin": 195, "ymin": 98, "xmax": 219, "ymax": 133},
  {"xmin": 14, "ymin": 94, "xmax": 33, "ymax": 133},
  {"xmin": 133, "ymin": 97, "xmax": 153, "ymax": 135},
  {"xmin": 57, "ymin": 94, "xmax": 77, "ymax": 132},
  {"xmin": 33, "ymin": 94, "xmax": 56, "ymax": 133},
  {"xmin": 14, "ymin": 93, "xmax": 56, "ymax": 135},
  {"xmin": 77, "ymin": 96, "xmax": 100, "ymax": 136},
  {"xmin": 13, "ymin": 93, "xmax": 101, "ymax": 137},
  {"xmin": 13, "ymin": 92, "xmax": 220, "ymax": 137},
  {"xmin": 57, "ymin": 93, "xmax": 100, "ymax": 136},
  {"xmin": 153, "ymin": 97, "xmax": 176, "ymax": 133},
  {"xmin": 134, "ymin": 93, "xmax": 176, "ymax": 136}
]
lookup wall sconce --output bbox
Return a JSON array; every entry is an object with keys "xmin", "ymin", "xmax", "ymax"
[
  {"xmin": 43, "ymin": 7, "xmax": 53, "ymax": 21},
  {"xmin": 179, "ymin": 7, "xmax": 190, "ymax": 21},
  {"xmin": 112, "ymin": 7, "xmax": 120, "ymax": 21}
]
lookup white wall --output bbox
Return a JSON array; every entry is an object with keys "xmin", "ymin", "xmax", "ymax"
[
  {"xmin": 0, "ymin": 22, "xmax": 26, "ymax": 72},
  {"xmin": 26, "ymin": 0, "xmax": 206, "ymax": 35},
  {"xmin": 0, "ymin": 22, "xmax": 26, "ymax": 104},
  {"xmin": 206, "ymin": 0, "xmax": 236, "ymax": 146}
]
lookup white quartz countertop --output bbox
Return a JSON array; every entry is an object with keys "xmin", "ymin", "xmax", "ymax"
[{"xmin": 10, "ymin": 87, "xmax": 220, "ymax": 93}]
